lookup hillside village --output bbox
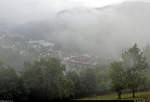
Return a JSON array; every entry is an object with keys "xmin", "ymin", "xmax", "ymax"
[{"xmin": 0, "ymin": 32, "xmax": 97, "ymax": 71}]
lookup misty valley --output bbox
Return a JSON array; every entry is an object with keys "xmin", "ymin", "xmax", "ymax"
[{"xmin": 1, "ymin": 0, "xmax": 150, "ymax": 101}]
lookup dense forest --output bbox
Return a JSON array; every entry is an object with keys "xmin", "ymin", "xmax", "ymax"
[{"xmin": 0, "ymin": 43, "xmax": 150, "ymax": 101}]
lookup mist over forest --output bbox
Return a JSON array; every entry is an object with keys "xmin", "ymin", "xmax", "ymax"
[
  {"xmin": 1, "ymin": 0, "xmax": 150, "ymax": 101},
  {"xmin": 1, "ymin": 1, "xmax": 150, "ymax": 59}
]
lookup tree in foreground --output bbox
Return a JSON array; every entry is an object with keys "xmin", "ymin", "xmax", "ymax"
[
  {"xmin": 66, "ymin": 71, "xmax": 82, "ymax": 98},
  {"xmin": 121, "ymin": 44, "xmax": 148, "ymax": 98},
  {"xmin": 109, "ymin": 61, "xmax": 126, "ymax": 99},
  {"xmin": 22, "ymin": 57, "xmax": 74, "ymax": 101},
  {"xmin": 67, "ymin": 68, "xmax": 97, "ymax": 98},
  {"xmin": 80, "ymin": 68, "xmax": 97, "ymax": 96},
  {"xmin": 0, "ymin": 62, "xmax": 26, "ymax": 101}
]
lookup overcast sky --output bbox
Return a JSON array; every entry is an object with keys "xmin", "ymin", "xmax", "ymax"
[{"xmin": 0, "ymin": 0, "xmax": 148, "ymax": 24}]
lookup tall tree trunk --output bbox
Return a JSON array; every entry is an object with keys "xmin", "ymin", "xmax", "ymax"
[
  {"xmin": 132, "ymin": 89, "xmax": 135, "ymax": 98},
  {"xmin": 118, "ymin": 91, "xmax": 122, "ymax": 99}
]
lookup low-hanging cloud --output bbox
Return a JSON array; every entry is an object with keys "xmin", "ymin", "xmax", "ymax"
[
  {"xmin": 1, "ymin": 0, "xmax": 150, "ymax": 60},
  {"xmin": 0, "ymin": 0, "xmax": 130, "ymax": 24}
]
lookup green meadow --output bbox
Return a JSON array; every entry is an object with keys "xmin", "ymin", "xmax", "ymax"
[{"xmin": 78, "ymin": 91, "xmax": 150, "ymax": 100}]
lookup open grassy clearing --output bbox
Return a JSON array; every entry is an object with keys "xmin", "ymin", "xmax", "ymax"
[{"xmin": 78, "ymin": 91, "xmax": 150, "ymax": 100}]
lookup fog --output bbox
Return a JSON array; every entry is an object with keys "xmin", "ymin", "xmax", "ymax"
[
  {"xmin": 0, "ymin": 0, "xmax": 128, "ymax": 24},
  {"xmin": 1, "ymin": 0, "xmax": 150, "ymax": 59}
]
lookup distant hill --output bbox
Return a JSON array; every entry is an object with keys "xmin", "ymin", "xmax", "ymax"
[
  {"xmin": 1, "ymin": 1, "xmax": 150, "ymax": 69},
  {"xmin": 0, "ymin": 32, "xmax": 60, "ymax": 70}
]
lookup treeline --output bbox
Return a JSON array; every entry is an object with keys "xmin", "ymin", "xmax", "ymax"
[
  {"xmin": 110, "ymin": 44, "xmax": 149, "ymax": 99},
  {"xmin": 0, "ymin": 44, "xmax": 150, "ymax": 101},
  {"xmin": 0, "ymin": 57, "xmax": 110, "ymax": 101}
]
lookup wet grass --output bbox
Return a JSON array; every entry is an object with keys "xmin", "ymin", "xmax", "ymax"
[{"xmin": 78, "ymin": 91, "xmax": 150, "ymax": 100}]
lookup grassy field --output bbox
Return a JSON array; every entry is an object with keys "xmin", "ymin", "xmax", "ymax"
[{"xmin": 78, "ymin": 91, "xmax": 150, "ymax": 100}]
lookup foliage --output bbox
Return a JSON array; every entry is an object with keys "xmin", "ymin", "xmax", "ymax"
[
  {"xmin": 67, "ymin": 68, "xmax": 98, "ymax": 98},
  {"xmin": 121, "ymin": 44, "xmax": 148, "ymax": 97},
  {"xmin": 109, "ymin": 61, "xmax": 126, "ymax": 99},
  {"xmin": 0, "ymin": 43, "xmax": 149, "ymax": 101},
  {"xmin": 0, "ymin": 63, "xmax": 27, "ymax": 101},
  {"xmin": 80, "ymin": 68, "xmax": 97, "ymax": 96},
  {"xmin": 22, "ymin": 57, "xmax": 74, "ymax": 101},
  {"xmin": 95, "ymin": 65, "xmax": 111, "ymax": 94}
]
